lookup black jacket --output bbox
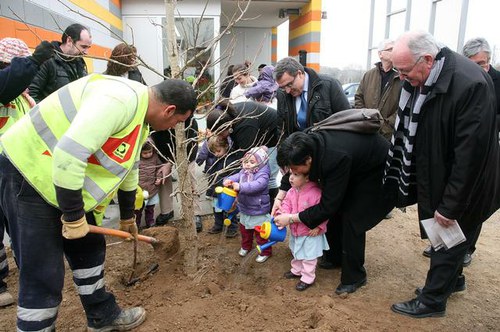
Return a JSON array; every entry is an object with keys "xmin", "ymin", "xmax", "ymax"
[
  {"xmin": 229, "ymin": 101, "xmax": 278, "ymax": 160},
  {"xmin": 487, "ymin": 65, "xmax": 500, "ymax": 131},
  {"xmin": 412, "ymin": 48, "xmax": 500, "ymax": 233},
  {"xmin": 298, "ymin": 130, "xmax": 393, "ymax": 234},
  {"xmin": 0, "ymin": 57, "xmax": 40, "ymax": 105},
  {"xmin": 276, "ymin": 67, "xmax": 350, "ymax": 139},
  {"xmin": 29, "ymin": 41, "xmax": 87, "ymax": 102}
]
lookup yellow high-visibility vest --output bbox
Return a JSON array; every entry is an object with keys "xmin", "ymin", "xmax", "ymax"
[
  {"xmin": 1, "ymin": 74, "xmax": 150, "ymax": 211},
  {"xmin": 0, "ymin": 94, "xmax": 34, "ymax": 154}
]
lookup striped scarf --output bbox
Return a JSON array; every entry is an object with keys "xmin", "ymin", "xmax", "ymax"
[{"xmin": 384, "ymin": 52, "xmax": 445, "ymax": 207}]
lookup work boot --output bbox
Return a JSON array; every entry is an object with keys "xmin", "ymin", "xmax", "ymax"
[
  {"xmin": 195, "ymin": 215, "xmax": 203, "ymax": 232},
  {"xmin": 87, "ymin": 307, "xmax": 146, "ymax": 332},
  {"xmin": 0, "ymin": 291, "xmax": 14, "ymax": 307}
]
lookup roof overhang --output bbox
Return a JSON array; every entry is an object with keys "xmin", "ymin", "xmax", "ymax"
[{"xmin": 221, "ymin": 0, "xmax": 309, "ymax": 28}]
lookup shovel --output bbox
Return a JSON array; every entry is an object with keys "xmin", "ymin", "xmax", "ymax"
[{"xmin": 88, "ymin": 225, "xmax": 160, "ymax": 247}]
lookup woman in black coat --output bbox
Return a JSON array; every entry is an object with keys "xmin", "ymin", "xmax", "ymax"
[{"xmin": 274, "ymin": 130, "xmax": 394, "ymax": 295}]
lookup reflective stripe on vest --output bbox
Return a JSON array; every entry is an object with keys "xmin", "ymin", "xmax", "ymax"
[{"xmin": 1, "ymin": 74, "xmax": 149, "ymax": 211}]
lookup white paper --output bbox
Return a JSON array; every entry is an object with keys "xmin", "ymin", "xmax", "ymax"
[{"xmin": 420, "ymin": 217, "xmax": 466, "ymax": 250}]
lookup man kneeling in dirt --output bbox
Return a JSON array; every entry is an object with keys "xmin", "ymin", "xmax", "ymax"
[{"xmin": 0, "ymin": 75, "xmax": 196, "ymax": 331}]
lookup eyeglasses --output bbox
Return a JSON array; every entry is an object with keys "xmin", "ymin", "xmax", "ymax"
[
  {"xmin": 279, "ymin": 74, "xmax": 298, "ymax": 91},
  {"xmin": 475, "ymin": 60, "xmax": 489, "ymax": 69},
  {"xmin": 394, "ymin": 55, "xmax": 423, "ymax": 76}
]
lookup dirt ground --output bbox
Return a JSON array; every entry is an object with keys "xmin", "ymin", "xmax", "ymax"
[{"xmin": 1, "ymin": 206, "xmax": 499, "ymax": 331}]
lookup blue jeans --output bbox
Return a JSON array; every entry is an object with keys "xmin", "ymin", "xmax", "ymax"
[{"xmin": 0, "ymin": 155, "xmax": 120, "ymax": 330}]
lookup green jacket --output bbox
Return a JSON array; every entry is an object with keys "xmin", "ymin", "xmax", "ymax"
[{"xmin": 355, "ymin": 63, "xmax": 401, "ymax": 140}]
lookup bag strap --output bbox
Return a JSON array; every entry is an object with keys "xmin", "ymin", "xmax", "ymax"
[{"xmin": 308, "ymin": 108, "xmax": 382, "ymax": 134}]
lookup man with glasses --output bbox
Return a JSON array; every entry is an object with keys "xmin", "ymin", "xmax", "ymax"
[
  {"xmin": 355, "ymin": 39, "xmax": 401, "ymax": 141},
  {"xmin": 274, "ymin": 57, "xmax": 349, "ymax": 137},
  {"xmin": 387, "ymin": 31, "xmax": 500, "ymax": 318},
  {"xmin": 272, "ymin": 57, "xmax": 349, "ymax": 269},
  {"xmin": 29, "ymin": 23, "xmax": 91, "ymax": 102}
]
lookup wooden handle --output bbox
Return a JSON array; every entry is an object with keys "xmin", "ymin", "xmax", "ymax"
[{"xmin": 88, "ymin": 225, "xmax": 158, "ymax": 244}]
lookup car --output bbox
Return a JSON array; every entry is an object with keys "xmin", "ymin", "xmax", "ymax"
[{"xmin": 342, "ymin": 82, "xmax": 359, "ymax": 107}]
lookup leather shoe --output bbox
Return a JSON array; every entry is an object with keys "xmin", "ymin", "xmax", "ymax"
[
  {"xmin": 391, "ymin": 298, "xmax": 445, "ymax": 318},
  {"xmin": 415, "ymin": 275, "xmax": 466, "ymax": 296},
  {"xmin": 423, "ymin": 245, "xmax": 432, "ymax": 258},
  {"xmin": 463, "ymin": 252, "xmax": 472, "ymax": 267},
  {"xmin": 283, "ymin": 271, "xmax": 301, "ymax": 279},
  {"xmin": 335, "ymin": 278, "xmax": 367, "ymax": 295},
  {"xmin": 318, "ymin": 259, "xmax": 341, "ymax": 270},
  {"xmin": 296, "ymin": 281, "xmax": 313, "ymax": 291},
  {"xmin": 155, "ymin": 211, "xmax": 174, "ymax": 226}
]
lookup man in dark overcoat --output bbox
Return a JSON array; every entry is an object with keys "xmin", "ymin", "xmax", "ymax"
[{"xmin": 387, "ymin": 31, "xmax": 500, "ymax": 318}]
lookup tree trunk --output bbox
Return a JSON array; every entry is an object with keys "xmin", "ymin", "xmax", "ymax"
[{"xmin": 164, "ymin": 0, "xmax": 198, "ymax": 276}]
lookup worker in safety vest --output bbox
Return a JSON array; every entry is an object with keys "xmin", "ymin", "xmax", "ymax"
[
  {"xmin": 0, "ymin": 73, "xmax": 197, "ymax": 331},
  {"xmin": 0, "ymin": 37, "xmax": 54, "ymax": 309}
]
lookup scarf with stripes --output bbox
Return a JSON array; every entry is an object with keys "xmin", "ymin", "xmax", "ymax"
[{"xmin": 384, "ymin": 52, "xmax": 445, "ymax": 207}]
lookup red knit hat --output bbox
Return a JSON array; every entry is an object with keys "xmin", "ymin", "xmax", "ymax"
[{"xmin": 0, "ymin": 38, "xmax": 31, "ymax": 63}]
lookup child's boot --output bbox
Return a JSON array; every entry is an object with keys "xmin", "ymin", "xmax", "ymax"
[
  {"xmin": 144, "ymin": 205, "xmax": 155, "ymax": 228},
  {"xmin": 208, "ymin": 211, "xmax": 224, "ymax": 234}
]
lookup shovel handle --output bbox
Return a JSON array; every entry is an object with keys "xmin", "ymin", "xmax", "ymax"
[{"xmin": 88, "ymin": 225, "xmax": 158, "ymax": 244}]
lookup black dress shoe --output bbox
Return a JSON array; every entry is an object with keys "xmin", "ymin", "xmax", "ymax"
[
  {"xmin": 296, "ymin": 281, "xmax": 313, "ymax": 291},
  {"xmin": 155, "ymin": 211, "xmax": 174, "ymax": 226},
  {"xmin": 415, "ymin": 275, "xmax": 466, "ymax": 296},
  {"xmin": 422, "ymin": 245, "xmax": 432, "ymax": 258},
  {"xmin": 318, "ymin": 260, "xmax": 341, "ymax": 270},
  {"xmin": 283, "ymin": 271, "xmax": 301, "ymax": 279},
  {"xmin": 335, "ymin": 278, "xmax": 367, "ymax": 295},
  {"xmin": 391, "ymin": 298, "xmax": 445, "ymax": 318},
  {"xmin": 463, "ymin": 252, "xmax": 472, "ymax": 267}
]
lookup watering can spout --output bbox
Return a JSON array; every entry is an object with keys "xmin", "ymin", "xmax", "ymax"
[
  {"xmin": 254, "ymin": 219, "xmax": 286, "ymax": 252},
  {"xmin": 256, "ymin": 241, "xmax": 277, "ymax": 253}
]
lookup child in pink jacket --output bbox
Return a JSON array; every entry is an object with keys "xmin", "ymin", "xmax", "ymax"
[{"xmin": 277, "ymin": 171, "xmax": 329, "ymax": 291}]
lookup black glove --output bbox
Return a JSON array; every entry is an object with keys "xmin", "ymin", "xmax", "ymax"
[{"xmin": 30, "ymin": 41, "xmax": 54, "ymax": 65}]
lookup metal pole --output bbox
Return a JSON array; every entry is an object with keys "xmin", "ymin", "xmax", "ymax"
[
  {"xmin": 428, "ymin": 0, "xmax": 442, "ymax": 34},
  {"xmin": 404, "ymin": 0, "xmax": 412, "ymax": 31},
  {"xmin": 367, "ymin": 0, "xmax": 376, "ymax": 70},
  {"xmin": 457, "ymin": 0, "xmax": 469, "ymax": 52},
  {"xmin": 385, "ymin": 0, "xmax": 392, "ymax": 38}
]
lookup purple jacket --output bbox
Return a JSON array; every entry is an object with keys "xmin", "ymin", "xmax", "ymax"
[
  {"xmin": 226, "ymin": 164, "xmax": 270, "ymax": 215},
  {"xmin": 195, "ymin": 140, "xmax": 217, "ymax": 173},
  {"xmin": 244, "ymin": 66, "xmax": 278, "ymax": 103}
]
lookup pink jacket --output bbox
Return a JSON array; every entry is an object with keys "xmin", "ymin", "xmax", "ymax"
[{"xmin": 279, "ymin": 181, "xmax": 328, "ymax": 237}]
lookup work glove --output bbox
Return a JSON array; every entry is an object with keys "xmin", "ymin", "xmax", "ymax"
[
  {"xmin": 119, "ymin": 217, "xmax": 138, "ymax": 239},
  {"xmin": 62, "ymin": 215, "xmax": 90, "ymax": 240},
  {"xmin": 29, "ymin": 41, "xmax": 54, "ymax": 65}
]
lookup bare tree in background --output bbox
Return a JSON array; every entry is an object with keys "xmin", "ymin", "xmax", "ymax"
[{"xmin": 10, "ymin": 0, "xmax": 264, "ymax": 277}]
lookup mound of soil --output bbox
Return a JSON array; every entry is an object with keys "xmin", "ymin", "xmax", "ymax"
[{"xmin": 1, "ymin": 206, "xmax": 499, "ymax": 331}]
